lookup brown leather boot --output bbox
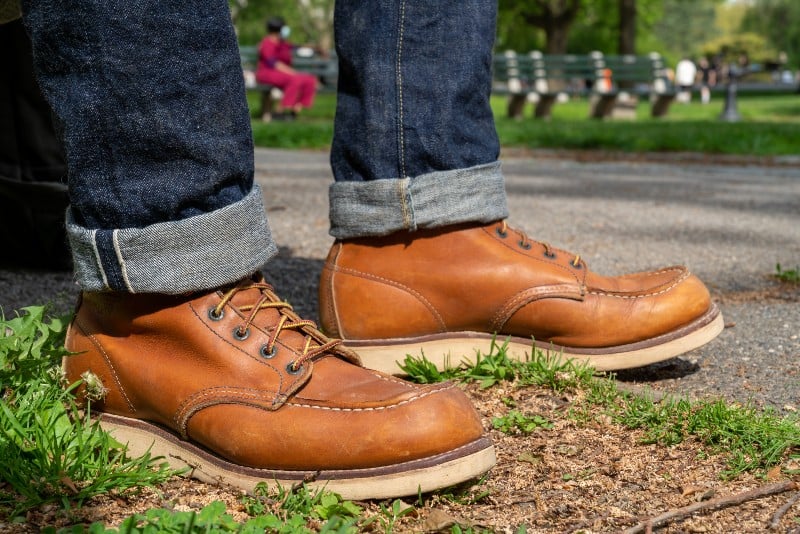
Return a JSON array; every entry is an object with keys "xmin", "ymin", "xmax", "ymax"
[
  {"xmin": 64, "ymin": 274, "xmax": 494, "ymax": 499},
  {"xmin": 319, "ymin": 221, "xmax": 724, "ymax": 374}
]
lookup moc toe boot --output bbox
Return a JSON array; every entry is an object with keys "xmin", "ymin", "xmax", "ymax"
[
  {"xmin": 64, "ymin": 274, "xmax": 495, "ymax": 500},
  {"xmin": 319, "ymin": 221, "xmax": 724, "ymax": 374}
]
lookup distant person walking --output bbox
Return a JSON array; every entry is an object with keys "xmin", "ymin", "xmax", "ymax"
[
  {"xmin": 675, "ymin": 57, "xmax": 697, "ymax": 103},
  {"xmin": 255, "ymin": 16, "xmax": 317, "ymax": 120},
  {"xmin": 697, "ymin": 57, "xmax": 715, "ymax": 104}
]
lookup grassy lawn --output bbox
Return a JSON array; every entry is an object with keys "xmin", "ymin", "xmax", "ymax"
[{"xmin": 248, "ymin": 91, "xmax": 800, "ymax": 156}]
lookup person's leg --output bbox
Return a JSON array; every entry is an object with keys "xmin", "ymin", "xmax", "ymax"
[
  {"xmin": 22, "ymin": 0, "xmax": 493, "ymax": 497},
  {"xmin": 280, "ymin": 73, "xmax": 316, "ymax": 113},
  {"xmin": 296, "ymin": 73, "xmax": 317, "ymax": 110},
  {"xmin": 280, "ymin": 73, "xmax": 304, "ymax": 111},
  {"xmin": 320, "ymin": 0, "xmax": 723, "ymax": 374}
]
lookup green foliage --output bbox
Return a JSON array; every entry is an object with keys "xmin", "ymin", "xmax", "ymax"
[
  {"xmin": 742, "ymin": 0, "xmax": 800, "ymax": 69},
  {"xmin": 613, "ymin": 393, "xmax": 800, "ymax": 478},
  {"xmin": 492, "ymin": 410, "xmax": 554, "ymax": 435},
  {"xmin": 435, "ymin": 475, "xmax": 492, "ymax": 506},
  {"xmin": 240, "ymin": 482, "xmax": 362, "ymax": 532},
  {"xmin": 0, "ymin": 307, "xmax": 174, "ymax": 515},
  {"xmin": 700, "ymin": 32, "xmax": 778, "ymax": 65},
  {"xmin": 375, "ymin": 499, "xmax": 416, "ymax": 532},
  {"xmin": 67, "ymin": 484, "xmax": 365, "ymax": 533},
  {"xmin": 401, "ymin": 340, "xmax": 594, "ymax": 392},
  {"xmin": 0, "ymin": 306, "xmax": 69, "ymax": 388},
  {"xmin": 402, "ymin": 339, "xmax": 799, "ymax": 480},
  {"xmin": 398, "ymin": 352, "xmax": 463, "ymax": 384},
  {"xmin": 650, "ymin": 0, "xmax": 722, "ymax": 61},
  {"xmin": 462, "ymin": 341, "xmax": 525, "ymax": 389},
  {"xmin": 60, "ymin": 499, "xmax": 360, "ymax": 534},
  {"xmin": 775, "ymin": 263, "xmax": 800, "ymax": 283}
]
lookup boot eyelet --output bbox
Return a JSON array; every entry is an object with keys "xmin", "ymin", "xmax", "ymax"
[
  {"xmin": 260, "ymin": 345, "xmax": 277, "ymax": 359},
  {"xmin": 232, "ymin": 326, "xmax": 250, "ymax": 341},
  {"xmin": 519, "ymin": 241, "xmax": 532, "ymax": 250},
  {"xmin": 544, "ymin": 251, "xmax": 556, "ymax": 259},
  {"xmin": 286, "ymin": 362, "xmax": 303, "ymax": 375},
  {"xmin": 572, "ymin": 262, "xmax": 582, "ymax": 269},
  {"xmin": 208, "ymin": 308, "xmax": 224, "ymax": 321},
  {"xmin": 495, "ymin": 228, "xmax": 508, "ymax": 238}
]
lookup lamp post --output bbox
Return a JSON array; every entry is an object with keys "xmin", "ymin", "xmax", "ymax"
[{"xmin": 719, "ymin": 63, "xmax": 741, "ymax": 122}]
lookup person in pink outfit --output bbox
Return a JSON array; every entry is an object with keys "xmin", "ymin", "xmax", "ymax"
[{"xmin": 255, "ymin": 17, "xmax": 317, "ymax": 119}]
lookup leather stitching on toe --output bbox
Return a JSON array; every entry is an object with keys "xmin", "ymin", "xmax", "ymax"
[
  {"xmin": 286, "ymin": 383, "xmax": 456, "ymax": 411},
  {"xmin": 588, "ymin": 269, "xmax": 691, "ymax": 299}
]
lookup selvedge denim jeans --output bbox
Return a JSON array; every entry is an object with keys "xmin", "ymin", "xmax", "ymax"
[
  {"xmin": 23, "ymin": 0, "xmax": 275, "ymax": 293},
  {"xmin": 23, "ymin": 0, "xmax": 508, "ymax": 294},
  {"xmin": 329, "ymin": 0, "xmax": 508, "ymax": 239}
]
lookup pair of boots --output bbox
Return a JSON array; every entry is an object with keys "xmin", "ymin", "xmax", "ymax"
[{"xmin": 64, "ymin": 221, "xmax": 723, "ymax": 499}]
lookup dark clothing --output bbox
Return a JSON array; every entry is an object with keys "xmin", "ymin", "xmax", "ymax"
[{"xmin": 0, "ymin": 17, "xmax": 69, "ymax": 269}]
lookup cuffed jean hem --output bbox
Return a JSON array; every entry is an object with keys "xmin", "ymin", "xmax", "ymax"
[
  {"xmin": 67, "ymin": 185, "xmax": 276, "ymax": 294},
  {"xmin": 328, "ymin": 161, "xmax": 509, "ymax": 239}
]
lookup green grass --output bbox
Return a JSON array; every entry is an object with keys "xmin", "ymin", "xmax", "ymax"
[
  {"xmin": 491, "ymin": 410, "xmax": 554, "ymax": 435},
  {"xmin": 50, "ymin": 486, "xmax": 365, "ymax": 533},
  {"xmin": 0, "ymin": 307, "xmax": 174, "ymax": 517},
  {"xmin": 399, "ymin": 342, "xmax": 800, "ymax": 480},
  {"xmin": 3, "ymin": 307, "xmax": 799, "ymax": 531},
  {"xmin": 246, "ymin": 91, "xmax": 800, "ymax": 155},
  {"xmin": 775, "ymin": 263, "xmax": 800, "ymax": 283}
]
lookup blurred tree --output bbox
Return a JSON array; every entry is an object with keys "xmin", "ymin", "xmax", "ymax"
[
  {"xmin": 497, "ymin": 0, "xmax": 667, "ymax": 55},
  {"xmin": 741, "ymin": 0, "xmax": 800, "ymax": 68},
  {"xmin": 498, "ymin": 0, "xmax": 583, "ymax": 53},
  {"xmin": 651, "ymin": 0, "xmax": 722, "ymax": 60}
]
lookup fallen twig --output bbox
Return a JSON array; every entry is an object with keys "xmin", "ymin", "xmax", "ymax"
[
  {"xmin": 624, "ymin": 480, "xmax": 798, "ymax": 534},
  {"xmin": 771, "ymin": 491, "xmax": 800, "ymax": 530}
]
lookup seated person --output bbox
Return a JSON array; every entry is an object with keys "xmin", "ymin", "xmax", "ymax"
[{"xmin": 255, "ymin": 17, "xmax": 317, "ymax": 119}]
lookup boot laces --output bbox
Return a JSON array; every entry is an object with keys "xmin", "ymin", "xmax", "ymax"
[
  {"xmin": 498, "ymin": 221, "xmax": 582, "ymax": 267},
  {"xmin": 211, "ymin": 276, "xmax": 348, "ymax": 373}
]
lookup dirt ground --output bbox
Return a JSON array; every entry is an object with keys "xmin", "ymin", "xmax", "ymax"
[{"xmin": 3, "ymin": 380, "xmax": 799, "ymax": 534}]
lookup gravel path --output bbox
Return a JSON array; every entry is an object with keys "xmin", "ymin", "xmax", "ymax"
[{"xmin": 2, "ymin": 148, "xmax": 798, "ymax": 411}]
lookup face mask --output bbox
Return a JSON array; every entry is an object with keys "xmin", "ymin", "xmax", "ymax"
[{"xmin": 280, "ymin": 26, "xmax": 291, "ymax": 39}]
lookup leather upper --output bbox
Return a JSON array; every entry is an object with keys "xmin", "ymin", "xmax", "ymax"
[
  {"xmin": 320, "ymin": 221, "xmax": 713, "ymax": 348},
  {"xmin": 64, "ymin": 276, "xmax": 487, "ymax": 471}
]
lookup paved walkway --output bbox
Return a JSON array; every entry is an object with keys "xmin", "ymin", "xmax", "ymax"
[{"xmin": 2, "ymin": 148, "xmax": 798, "ymax": 411}]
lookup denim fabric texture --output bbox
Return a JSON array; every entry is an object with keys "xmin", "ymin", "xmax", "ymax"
[
  {"xmin": 329, "ymin": 0, "xmax": 508, "ymax": 237},
  {"xmin": 67, "ymin": 185, "xmax": 275, "ymax": 294},
  {"xmin": 23, "ymin": 0, "xmax": 510, "ymax": 291},
  {"xmin": 22, "ymin": 0, "xmax": 273, "ymax": 292},
  {"xmin": 329, "ymin": 161, "xmax": 507, "ymax": 239}
]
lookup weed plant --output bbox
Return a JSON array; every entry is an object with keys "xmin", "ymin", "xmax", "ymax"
[
  {"xmin": 0, "ymin": 307, "xmax": 173, "ymax": 516},
  {"xmin": 775, "ymin": 263, "xmax": 800, "ymax": 283}
]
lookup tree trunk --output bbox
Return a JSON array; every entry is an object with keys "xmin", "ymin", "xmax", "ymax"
[
  {"xmin": 545, "ymin": 25, "xmax": 571, "ymax": 54},
  {"xmin": 618, "ymin": 0, "xmax": 637, "ymax": 55},
  {"xmin": 518, "ymin": 0, "xmax": 582, "ymax": 54}
]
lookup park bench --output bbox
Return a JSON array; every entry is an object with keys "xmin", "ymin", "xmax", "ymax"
[
  {"xmin": 239, "ymin": 45, "xmax": 338, "ymax": 121},
  {"xmin": 493, "ymin": 50, "xmax": 676, "ymax": 119},
  {"xmin": 601, "ymin": 53, "xmax": 675, "ymax": 117}
]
